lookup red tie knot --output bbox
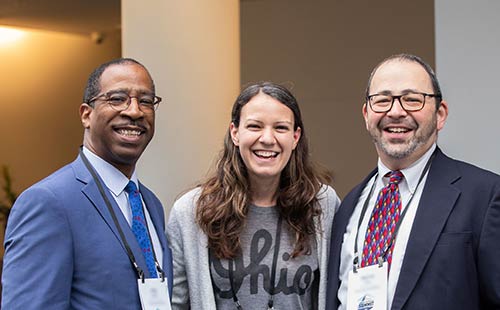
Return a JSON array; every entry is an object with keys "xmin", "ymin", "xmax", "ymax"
[{"xmin": 386, "ymin": 170, "xmax": 403, "ymax": 185}]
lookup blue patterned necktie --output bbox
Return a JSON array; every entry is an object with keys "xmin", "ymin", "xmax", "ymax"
[
  {"xmin": 361, "ymin": 170, "xmax": 404, "ymax": 268},
  {"xmin": 124, "ymin": 181, "xmax": 157, "ymax": 278}
]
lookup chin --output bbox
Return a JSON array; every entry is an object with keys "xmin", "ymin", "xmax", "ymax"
[
  {"xmin": 378, "ymin": 142, "xmax": 412, "ymax": 159},
  {"xmin": 250, "ymin": 170, "xmax": 281, "ymax": 181},
  {"xmin": 111, "ymin": 150, "xmax": 142, "ymax": 165}
]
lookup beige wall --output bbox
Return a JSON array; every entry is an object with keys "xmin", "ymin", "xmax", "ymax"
[
  {"xmin": 0, "ymin": 0, "xmax": 436, "ymax": 210},
  {"xmin": 241, "ymin": 0, "xmax": 435, "ymax": 197},
  {"xmin": 0, "ymin": 26, "xmax": 120, "ymax": 256},
  {"xmin": 0, "ymin": 27, "xmax": 121, "ymax": 195},
  {"xmin": 122, "ymin": 0, "xmax": 240, "ymax": 212}
]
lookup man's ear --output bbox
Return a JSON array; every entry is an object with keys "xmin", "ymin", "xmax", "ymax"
[
  {"xmin": 362, "ymin": 103, "xmax": 369, "ymax": 130},
  {"xmin": 80, "ymin": 103, "xmax": 93, "ymax": 129},
  {"xmin": 230, "ymin": 122, "xmax": 239, "ymax": 146},
  {"xmin": 436, "ymin": 100, "xmax": 448, "ymax": 131}
]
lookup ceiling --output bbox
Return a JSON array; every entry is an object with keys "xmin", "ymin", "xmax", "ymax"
[{"xmin": 0, "ymin": 0, "xmax": 120, "ymax": 35}]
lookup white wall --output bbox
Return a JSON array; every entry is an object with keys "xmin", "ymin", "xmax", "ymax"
[
  {"xmin": 435, "ymin": 0, "xmax": 500, "ymax": 174},
  {"xmin": 122, "ymin": 0, "xmax": 240, "ymax": 213}
]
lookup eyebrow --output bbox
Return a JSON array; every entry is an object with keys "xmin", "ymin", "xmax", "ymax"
[
  {"xmin": 375, "ymin": 88, "xmax": 425, "ymax": 95},
  {"xmin": 105, "ymin": 88, "xmax": 154, "ymax": 95},
  {"xmin": 244, "ymin": 119, "xmax": 293, "ymax": 125}
]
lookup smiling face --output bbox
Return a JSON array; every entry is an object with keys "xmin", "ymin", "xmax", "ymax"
[
  {"xmin": 80, "ymin": 63, "xmax": 155, "ymax": 177},
  {"xmin": 230, "ymin": 92, "xmax": 301, "ymax": 187},
  {"xmin": 363, "ymin": 59, "xmax": 448, "ymax": 169}
]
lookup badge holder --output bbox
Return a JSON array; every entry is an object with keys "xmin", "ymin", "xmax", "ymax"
[
  {"xmin": 346, "ymin": 256, "xmax": 387, "ymax": 310},
  {"xmin": 137, "ymin": 264, "xmax": 171, "ymax": 310}
]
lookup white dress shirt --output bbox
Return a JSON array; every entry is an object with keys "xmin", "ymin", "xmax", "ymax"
[
  {"xmin": 337, "ymin": 144, "xmax": 437, "ymax": 309},
  {"xmin": 82, "ymin": 147, "xmax": 163, "ymax": 271}
]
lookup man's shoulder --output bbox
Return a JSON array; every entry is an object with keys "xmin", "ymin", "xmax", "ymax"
[
  {"xmin": 345, "ymin": 168, "xmax": 378, "ymax": 197},
  {"xmin": 435, "ymin": 150, "xmax": 500, "ymax": 183},
  {"xmin": 23, "ymin": 160, "xmax": 80, "ymax": 194}
]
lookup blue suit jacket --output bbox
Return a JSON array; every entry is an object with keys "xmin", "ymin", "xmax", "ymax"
[
  {"xmin": 326, "ymin": 148, "xmax": 500, "ymax": 309},
  {"xmin": 2, "ymin": 155, "xmax": 173, "ymax": 309}
]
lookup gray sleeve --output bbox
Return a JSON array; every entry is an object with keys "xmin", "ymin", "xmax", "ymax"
[
  {"xmin": 166, "ymin": 195, "xmax": 193, "ymax": 310},
  {"xmin": 316, "ymin": 184, "xmax": 341, "ymax": 310}
]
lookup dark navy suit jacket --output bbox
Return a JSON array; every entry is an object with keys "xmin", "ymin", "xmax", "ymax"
[
  {"xmin": 2, "ymin": 155, "xmax": 173, "ymax": 309},
  {"xmin": 326, "ymin": 148, "xmax": 500, "ymax": 309}
]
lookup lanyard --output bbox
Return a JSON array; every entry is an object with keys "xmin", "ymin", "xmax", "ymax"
[
  {"xmin": 353, "ymin": 150, "xmax": 436, "ymax": 270},
  {"xmin": 79, "ymin": 147, "xmax": 165, "ymax": 281},
  {"xmin": 228, "ymin": 215, "xmax": 283, "ymax": 310}
]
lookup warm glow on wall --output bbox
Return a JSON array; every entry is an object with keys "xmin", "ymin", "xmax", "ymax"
[{"xmin": 0, "ymin": 26, "xmax": 25, "ymax": 45}]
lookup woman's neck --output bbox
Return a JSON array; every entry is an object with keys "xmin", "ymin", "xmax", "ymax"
[{"xmin": 250, "ymin": 177, "xmax": 279, "ymax": 207}]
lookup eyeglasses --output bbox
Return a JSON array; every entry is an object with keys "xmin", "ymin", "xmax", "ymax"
[
  {"xmin": 88, "ymin": 91, "xmax": 161, "ymax": 113},
  {"xmin": 367, "ymin": 91, "xmax": 439, "ymax": 113}
]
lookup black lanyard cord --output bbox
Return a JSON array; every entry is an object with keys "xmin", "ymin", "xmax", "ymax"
[
  {"xmin": 268, "ymin": 215, "xmax": 282, "ymax": 309},
  {"xmin": 353, "ymin": 150, "xmax": 437, "ymax": 269},
  {"xmin": 79, "ymin": 147, "xmax": 164, "ymax": 281},
  {"xmin": 228, "ymin": 215, "xmax": 283, "ymax": 310}
]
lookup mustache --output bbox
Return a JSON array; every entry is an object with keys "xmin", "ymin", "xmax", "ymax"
[
  {"xmin": 378, "ymin": 117, "xmax": 417, "ymax": 129},
  {"xmin": 114, "ymin": 121, "xmax": 147, "ymax": 130}
]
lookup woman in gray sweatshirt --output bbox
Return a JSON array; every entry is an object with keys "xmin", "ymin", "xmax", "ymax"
[{"xmin": 166, "ymin": 82, "xmax": 341, "ymax": 310}]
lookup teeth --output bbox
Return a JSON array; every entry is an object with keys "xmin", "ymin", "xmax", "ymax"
[
  {"xmin": 254, "ymin": 151, "xmax": 278, "ymax": 158},
  {"xmin": 118, "ymin": 129, "xmax": 141, "ymax": 136},
  {"xmin": 388, "ymin": 127, "xmax": 408, "ymax": 133}
]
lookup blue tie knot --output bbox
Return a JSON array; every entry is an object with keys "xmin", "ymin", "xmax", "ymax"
[
  {"xmin": 124, "ymin": 181, "xmax": 138, "ymax": 195},
  {"xmin": 387, "ymin": 170, "xmax": 404, "ymax": 184}
]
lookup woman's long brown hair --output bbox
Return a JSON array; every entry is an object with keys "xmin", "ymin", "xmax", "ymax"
[{"xmin": 195, "ymin": 82, "xmax": 332, "ymax": 259}]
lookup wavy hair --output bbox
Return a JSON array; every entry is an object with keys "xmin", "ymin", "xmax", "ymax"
[{"xmin": 195, "ymin": 82, "xmax": 332, "ymax": 259}]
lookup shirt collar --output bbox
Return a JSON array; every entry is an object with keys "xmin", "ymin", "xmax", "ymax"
[
  {"xmin": 377, "ymin": 143, "xmax": 437, "ymax": 194},
  {"xmin": 82, "ymin": 146, "xmax": 139, "ymax": 196}
]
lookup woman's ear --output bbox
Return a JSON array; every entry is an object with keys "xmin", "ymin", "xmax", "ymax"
[
  {"xmin": 292, "ymin": 127, "xmax": 302, "ymax": 150},
  {"xmin": 230, "ymin": 122, "xmax": 239, "ymax": 146}
]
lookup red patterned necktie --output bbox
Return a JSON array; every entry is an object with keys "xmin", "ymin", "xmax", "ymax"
[{"xmin": 361, "ymin": 170, "xmax": 404, "ymax": 268}]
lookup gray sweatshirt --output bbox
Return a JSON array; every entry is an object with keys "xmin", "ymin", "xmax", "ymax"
[{"xmin": 166, "ymin": 185, "xmax": 341, "ymax": 310}]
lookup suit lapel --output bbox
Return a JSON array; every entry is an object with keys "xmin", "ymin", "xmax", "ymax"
[
  {"xmin": 140, "ymin": 185, "xmax": 170, "ymax": 272},
  {"xmin": 140, "ymin": 185, "xmax": 166, "ymax": 252},
  {"xmin": 391, "ymin": 149, "xmax": 461, "ymax": 310},
  {"xmin": 140, "ymin": 185, "xmax": 174, "ymax": 293},
  {"xmin": 73, "ymin": 156, "xmax": 148, "ymax": 274}
]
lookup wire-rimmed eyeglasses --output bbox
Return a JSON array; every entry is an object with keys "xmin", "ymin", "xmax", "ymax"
[
  {"xmin": 367, "ymin": 91, "xmax": 439, "ymax": 113},
  {"xmin": 88, "ymin": 91, "xmax": 162, "ymax": 113}
]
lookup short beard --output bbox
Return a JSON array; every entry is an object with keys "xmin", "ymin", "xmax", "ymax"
[
  {"xmin": 370, "ymin": 113, "xmax": 438, "ymax": 160},
  {"xmin": 374, "ymin": 137, "xmax": 424, "ymax": 159}
]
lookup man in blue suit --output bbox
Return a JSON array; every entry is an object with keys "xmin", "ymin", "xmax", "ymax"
[
  {"xmin": 326, "ymin": 54, "xmax": 500, "ymax": 309},
  {"xmin": 2, "ymin": 58, "xmax": 173, "ymax": 309}
]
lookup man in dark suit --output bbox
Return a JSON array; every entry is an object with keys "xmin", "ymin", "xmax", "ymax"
[
  {"xmin": 2, "ymin": 58, "xmax": 173, "ymax": 309},
  {"xmin": 326, "ymin": 54, "xmax": 500, "ymax": 309}
]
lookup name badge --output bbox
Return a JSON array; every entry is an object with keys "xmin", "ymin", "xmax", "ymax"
[
  {"xmin": 346, "ymin": 262, "xmax": 387, "ymax": 310},
  {"xmin": 137, "ymin": 278, "xmax": 171, "ymax": 310}
]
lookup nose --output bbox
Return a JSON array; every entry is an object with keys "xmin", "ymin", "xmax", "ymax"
[
  {"xmin": 259, "ymin": 127, "xmax": 276, "ymax": 145},
  {"xmin": 386, "ymin": 97, "xmax": 408, "ymax": 118},
  {"xmin": 121, "ymin": 97, "xmax": 144, "ymax": 119}
]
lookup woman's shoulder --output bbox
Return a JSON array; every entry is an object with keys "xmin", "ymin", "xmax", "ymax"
[
  {"xmin": 316, "ymin": 184, "xmax": 341, "ymax": 218},
  {"xmin": 316, "ymin": 184, "xmax": 340, "ymax": 203},
  {"xmin": 169, "ymin": 187, "xmax": 202, "ymax": 219}
]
